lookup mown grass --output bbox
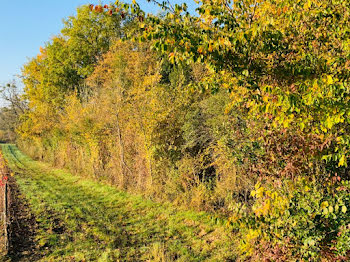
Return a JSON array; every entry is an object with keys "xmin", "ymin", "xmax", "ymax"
[{"xmin": 1, "ymin": 144, "xmax": 237, "ymax": 261}]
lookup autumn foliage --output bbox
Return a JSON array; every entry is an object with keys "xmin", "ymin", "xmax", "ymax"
[{"xmin": 14, "ymin": 1, "xmax": 350, "ymax": 260}]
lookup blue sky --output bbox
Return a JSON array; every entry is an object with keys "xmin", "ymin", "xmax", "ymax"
[{"xmin": 0, "ymin": 0, "xmax": 197, "ymax": 107}]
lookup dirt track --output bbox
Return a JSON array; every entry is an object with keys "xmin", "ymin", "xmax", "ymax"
[{"xmin": 7, "ymin": 175, "xmax": 40, "ymax": 261}]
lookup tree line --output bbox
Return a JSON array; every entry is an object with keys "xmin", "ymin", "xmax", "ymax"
[{"xmin": 1, "ymin": 0, "xmax": 349, "ymax": 260}]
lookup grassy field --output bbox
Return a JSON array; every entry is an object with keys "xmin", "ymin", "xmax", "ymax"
[{"xmin": 0, "ymin": 144, "xmax": 236, "ymax": 261}]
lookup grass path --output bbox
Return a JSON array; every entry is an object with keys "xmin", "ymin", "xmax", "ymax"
[{"xmin": 1, "ymin": 144, "xmax": 236, "ymax": 261}]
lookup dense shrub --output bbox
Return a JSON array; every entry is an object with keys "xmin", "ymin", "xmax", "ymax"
[{"xmin": 231, "ymin": 178, "xmax": 350, "ymax": 260}]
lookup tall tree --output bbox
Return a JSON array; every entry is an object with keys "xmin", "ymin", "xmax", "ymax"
[{"xmin": 20, "ymin": 5, "xmax": 123, "ymax": 139}]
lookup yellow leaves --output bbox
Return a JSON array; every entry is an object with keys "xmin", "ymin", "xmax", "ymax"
[
  {"xmin": 338, "ymin": 155, "xmax": 347, "ymax": 167},
  {"xmin": 251, "ymin": 180, "xmax": 295, "ymax": 220},
  {"xmin": 253, "ymin": 199, "xmax": 271, "ymax": 217},
  {"xmin": 341, "ymin": 205, "xmax": 347, "ymax": 213},
  {"xmin": 262, "ymin": 95, "xmax": 269, "ymax": 103},
  {"xmin": 282, "ymin": 115, "xmax": 292, "ymax": 128},
  {"xmin": 328, "ymin": 205, "xmax": 334, "ymax": 213},
  {"xmin": 184, "ymin": 42, "xmax": 191, "ymax": 51},
  {"xmin": 322, "ymin": 112, "xmax": 345, "ymax": 134},
  {"xmin": 217, "ymin": 37, "xmax": 232, "ymax": 48},
  {"xmin": 36, "ymin": 46, "xmax": 47, "ymax": 60},
  {"xmin": 256, "ymin": 187, "xmax": 264, "ymax": 198},
  {"xmin": 336, "ymin": 136, "xmax": 344, "ymax": 144},
  {"xmin": 222, "ymin": 83, "xmax": 230, "ymax": 89},
  {"xmin": 312, "ymin": 80, "xmax": 319, "ymax": 91},
  {"xmin": 165, "ymin": 38, "xmax": 175, "ymax": 45},
  {"xmin": 246, "ymin": 229, "xmax": 260, "ymax": 240},
  {"xmin": 304, "ymin": 184, "xmax": 311, "ymax": 192},
  {"xmin": 320, "ymin": 201, "xmax": 329, "ymax": 209},
  {"xmin": 228, "ymin": 215, "xmax": 238, "ymax": 225},
  {"xmin": 251, "ymin": 183, "xmax": 263, "ymax": 198},
  {"xmin": 326, "ymin": 75, "xmax": 334, "ymax": 85},
  {"xmin": 320, "ymin": 125, "xmax": 328, "ymax": 133},
  {"xmin": 322, "ymin": 201, "xmax": 347, "ymax": 215},
  {"xmin": 303, "ymin": 0, "xmax": 312, "ymax": 10},
  {"xmin": 168, "ymin": 52, "xmax": 175, "ymax": 63},
  {"xmin": 239, "ymin": 229, "xmax": 261, "ymax": 255}
]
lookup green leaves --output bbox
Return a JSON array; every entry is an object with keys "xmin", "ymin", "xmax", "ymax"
[
  {"xmin": 237, "ymin": 178, "xmax": 350, "ymax": 259},
  {"xmin": 137, "ymin": 0, "xmax": 350, "ymax": 177}
]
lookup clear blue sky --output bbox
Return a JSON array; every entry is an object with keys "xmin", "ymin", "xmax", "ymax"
[{"xmin": 0, "ymin": 0, "xmax": 197, "ymax": 107}]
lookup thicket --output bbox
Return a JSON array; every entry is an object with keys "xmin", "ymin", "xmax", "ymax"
[{"xmin": 14, "ymin": 0, "xmax": 350, "ymax": 260}]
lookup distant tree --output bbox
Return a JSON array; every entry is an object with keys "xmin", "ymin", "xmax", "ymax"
[{"xmin": 0, "ymin": 81, "xmax": 27, "ymax": 142}]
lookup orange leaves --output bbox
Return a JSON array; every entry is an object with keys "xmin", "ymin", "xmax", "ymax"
[
  {"xmin": 276, "ymin": 6, "xmax": 289, "ymax": 16},
  {"xmin": 37, "ymin": 46, "xmax": 46, "ymax": 60},
  {"xmin": 197, "ymin": 46, "xmax": 204, "ymax": 54},
  {"xmin": 90, "ymin": 4, "xmax": 109, "ymax": 14},
  {"xmin": 88, "ymin": 4, "xmax": 129, "ymax": 19},
  {"xmin": 94, "ymin": 5, "xmax": 104, "ymax": 13}
]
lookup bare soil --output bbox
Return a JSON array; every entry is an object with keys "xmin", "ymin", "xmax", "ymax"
[{"xmin": 5, "ymin": 176, "xmax": 40, "ymax": 262}]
